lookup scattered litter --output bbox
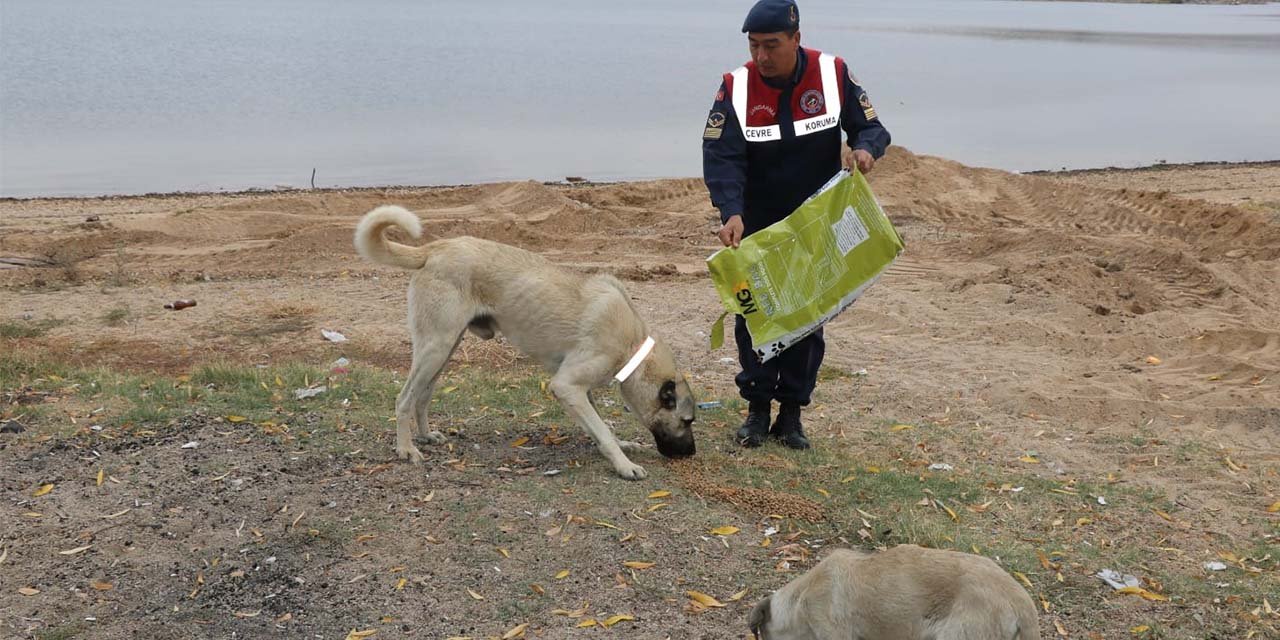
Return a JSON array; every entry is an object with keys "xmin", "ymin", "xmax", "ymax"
[
  {"xmin": 1203, "ymin": 561, "xmax": 1228, "ymax": 572},
  {"xmin": 321, "ymin": 329, "xmax": 348, "ymax": 343},
  {"xmin": 543, "ymin": 469, "xmax": 562, "ymax": 477},
  {"xmin": 1097, "ymin": 496, "xmax": 1108, "ymax": 506},
  {"xmin": 1011, "ymin": 486, "xmax": 1025, "ymax": 493},
  {"xmin": 696, "ymin": 401, "xmax": 723, "ymax": 410},
  {"xmin": 164, "ymin": 299, "xmax": 197, "ymax": 311},
  {"xmin": 331, "ymin": 357, "xmax": 351, "ymax": 373},
  {"xmin": 1096, "ymin": 569, "xmax": 1140, "ymax": 590},
  {"xmin": 294, "ymin": 386, "xmax": 327, "ymax": 400},
  {"xmin": 852, "ymin": 368, "xmax": 869, "ymax": 376},
  {"xmin": 719, "ymin": 357, "xmax": 736, "ymax": 364},
  {"xmin": 763, "ymin": 526, "xmax": 778, "ymax": 537},
  {"xmin": 928, "ymin": 463, "xmax": 954, "ymax": 471},
  {"xmin": 180, "ymin": 441, "xmax": 200, "ymax": 450}
]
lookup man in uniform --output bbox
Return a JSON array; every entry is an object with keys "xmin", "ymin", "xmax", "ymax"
[{"xmin": 703, "ymin": 0, "xmax": 890, "ymax": 450}]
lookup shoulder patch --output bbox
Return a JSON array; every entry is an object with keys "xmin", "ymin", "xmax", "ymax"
[
  {"xmin": 858, "ymin": 91, "xmax": 877, "ymax": 121},
  {"xmin": 707, "ymin": 111, "xmax": 726, "ymax": 128}
]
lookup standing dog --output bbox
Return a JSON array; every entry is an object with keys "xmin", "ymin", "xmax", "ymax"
[
  {"xmin": 749, "ymin": 545, "xmax": 1040, "ymax": 640},
  {"xmin": 353, "ymin": 205, "xmax": 696, "ymax": 480}
]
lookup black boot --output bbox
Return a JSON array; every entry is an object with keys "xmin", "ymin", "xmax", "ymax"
[
  {"xmin": 735, "ymin": 401, "xmax": 771, "ymax": 448},
  {"xmin": 771, "ymin": 403, "xmax": 811, "ymax": 450}
]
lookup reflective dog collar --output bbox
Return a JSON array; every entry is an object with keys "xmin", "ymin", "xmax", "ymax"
[{"xmin": 614, "ymin": 336, "xmax": 656, "ymax": 383}]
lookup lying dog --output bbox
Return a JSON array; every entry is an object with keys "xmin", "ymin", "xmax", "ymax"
[
  {"xmin": 353, "ymin": 205, "xmax": 696, "ymax": 480},
  {"xmin": 749, "ymin": 545, "xmax": 1040, "ymax": 640}
]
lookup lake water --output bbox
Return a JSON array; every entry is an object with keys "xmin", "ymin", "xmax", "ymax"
[{"xmin": 1, "ymin": 0, "xmax": 1278, "ymax": 197}]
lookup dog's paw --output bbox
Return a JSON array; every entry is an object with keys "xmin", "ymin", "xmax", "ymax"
[
  {"xmin": 416, "ymin": 430, "xmax": 446, "ymax": 446},
  {"xmin": 396, "ymin": 444, "xmax": 425, "ymax": 464},
  {"xmin": 614, "ymin": 461, "xmax": 648, "ymax": 481}
]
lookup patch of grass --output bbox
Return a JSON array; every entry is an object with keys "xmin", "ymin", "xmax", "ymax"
[
  {"xmin": 101, "ymin": 305, "xmax": 132, "ymax": 327},
  {"xmin": 0, "ymin": 318, "xmax": 62, "ymax": 339},
  {"xmin": 36, "ymin": 624, "xmax": 84, "ymax": 640}
]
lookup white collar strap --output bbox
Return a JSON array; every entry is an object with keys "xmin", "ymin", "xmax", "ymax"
[{"xmin": 614, "ymin": 336, "xmax": 656, "ymax": 383}]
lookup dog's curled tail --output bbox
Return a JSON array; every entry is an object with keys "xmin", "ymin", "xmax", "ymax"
[{"xmin": 354, "ymin": 205, "xmax": 431, "ymax": 270}]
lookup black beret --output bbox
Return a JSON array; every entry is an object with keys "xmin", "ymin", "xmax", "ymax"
[{"xmin": 742, "ymin": 0, "xmax": 799, "ymax": 33}]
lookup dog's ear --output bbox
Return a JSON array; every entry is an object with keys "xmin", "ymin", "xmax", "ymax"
[
  {"xmin": 659, "ymin": 380, "xmax": 677, "ymax": 410},
  {"xmin": 748, "ymin": 595, "xmax": 771, "ymax": 639}
]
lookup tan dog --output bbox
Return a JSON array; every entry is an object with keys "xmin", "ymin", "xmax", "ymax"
[
  {"xmin": 749, "ymin": 545, "xmax": 1040, "ymax": 640},
  {"xmin": 353, "ymin": 205, "xmax": 696, "ymax": 480}
]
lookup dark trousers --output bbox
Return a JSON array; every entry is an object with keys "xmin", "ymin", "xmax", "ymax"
[{"xmin": 733, "ymin": 315, "xmax": 825, "ymax": 407}]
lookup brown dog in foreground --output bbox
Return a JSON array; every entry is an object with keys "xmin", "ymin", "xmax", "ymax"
[
  {"xmin": 353, "ymin": 205, "xmax": 696, "ymax": 480},
  {"xmin": 749, "ymin": 545, "xmax": 1040, "ymax": 640}
]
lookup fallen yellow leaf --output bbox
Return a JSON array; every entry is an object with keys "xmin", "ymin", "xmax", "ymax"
[
  {"xmin": 601, "ymin": 614, "xmax": 635, "ymax": 628},
  {"xmin": 891, "ymin": 424, "xmax": 914, "ymax": 432},
  {"xmin": 840, "ymin": 475, "xmax": 857, "ymax": 483},
  {"xmin": 510, "ymin": 436, "xmax": 529, "ymax": 448},
  {"xmin": 501, "ymin": 623, "xmax": 529, "ymax": 639},
  {"xmin": 496, "ymin": 547, "xmax": 510, "ymax": 558},
  {"xmin": 345, "ymin": 630, "xmax": 377, "ymax": 640},
  {"xmin": 395, "ymin": 578, "xmax": 407, "ymax": 590},
  {"xmin": 226, "ymin": 415, "xmax": 247, "ymax": 423},
  {"xmin": 595, "ymin": 520, "xmax": 620, "ymax": 530},
  {"xmin": 622, "ymin": 561, "xmax": 655, "ymax": 569},
  {"xmin": 1014, "ymin": 572, "xmax": 1033, "ymax": 589},
  {"xmin": 1054, "ymin": 619, "xmax": 1068, "ymax": 637},
  {"xmin": 647, "ymin": 503, "xmax": 669, "ymax": 512},
  {"xmin": 18, "ymin": 587, "xmax": 40, "ymax": 596},
  {"xmin": 96, "ymin": 468, "xmax": 105, "ymax": 487},
  {"xmin": 466, "ymin": 588, "xmax": 484, "ymax": 600},
  {"xmin": 1146, "ymin": 356, "xmax": 1162, "ymax": 365},
  {"xmin": 815, "ymin": 488, "xmax": 830, "ymax": 498},
  {"xmin": 686, "ymin": 590, "xmax": 725, "ymax": 608},
  {"xmin": 90, "ymin": 580, "xmax": 113, "ymax": 591},
  {"xmin": 1117, "ymin": 587, "xmax": 1169, "ymax": 602},
  {"xmin": 935, "ymin": 500, "xmax": 958, "ymax": 522},
  {"xmin": 727, "ymin": 588, "xmax": 749, "ymax": 602},
  {"xmin": 530, "ymin": 584, "xmax": 545, "ymax": 595},
  {"xmin": 648, "ymin": 490, "xmax": 671, "ymax": 499},
  {"xmin": 576, "ymin": 619, "xmax": 598, "ymax": 628},
  {"xmin": 33, "ymin": 484, "xmax": 54, "ymax": 497},
  {"xmin": 1131, "ymin": 625, "xmax": 1151, "ymax": 634},
  {"xmin": 709, "ymin": 526, "xmax": 740, "ymax": 536},
  {"xmin": 1076, "ymin": 517, "xmax": 1092, "ymax": 527},
  {"xmin": 1152, "ymin": 509, "xmax": 1173, "ymax": 522},
  {"xmin": 1268, "ymin": 500, "xmax": 1280, "ymax": 513},
  {"xmin": 1019, "ymin": 455, "xmax": 1040, "ymax": 464},
  {"xmin": 555, "ymin": 570, "xmax": 570, "ymax": 580}
]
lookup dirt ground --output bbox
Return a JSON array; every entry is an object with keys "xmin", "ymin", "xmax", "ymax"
[{"xmin": 2, "ymin": 147, "xmax": 1277, "ymax": 639}]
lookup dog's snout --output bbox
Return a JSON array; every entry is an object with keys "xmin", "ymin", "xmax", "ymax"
[{"xmin": 656, "ymin": 432, "xmax": 696, "ymax": 459}]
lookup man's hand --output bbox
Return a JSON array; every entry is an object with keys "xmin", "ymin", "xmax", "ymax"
[
  {"xmin": 718, "ymin": 215, "xmax": 745, "ymax": 248},
  {"xmin": 851, "ymin": 148, "xmax": 875, "ymax": 174}
]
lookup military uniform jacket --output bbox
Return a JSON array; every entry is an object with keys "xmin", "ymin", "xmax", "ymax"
[{"xmin": 702, "ymin": 47, "xmax": 891, "ymax": 234}]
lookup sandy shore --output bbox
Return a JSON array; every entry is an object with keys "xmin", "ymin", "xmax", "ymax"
[{"xmin": 2, "ymin": 148, "xmax": 1277, "ymax": 638}]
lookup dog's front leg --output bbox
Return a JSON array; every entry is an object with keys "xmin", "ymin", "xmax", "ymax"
[{"xmin": 551, "ymin": 378, "xmax": 647, "ymax": 481}]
